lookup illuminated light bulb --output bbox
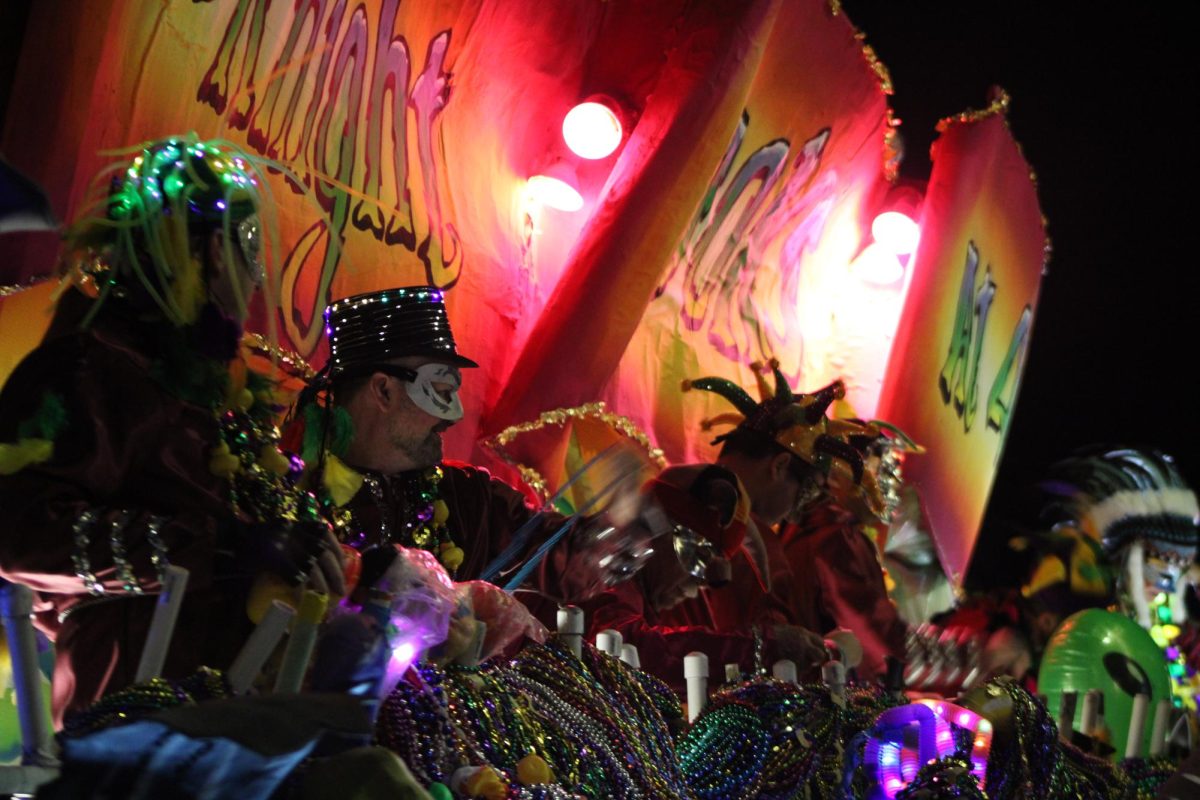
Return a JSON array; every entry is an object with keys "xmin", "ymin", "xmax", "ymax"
[
  {"xmin": 391, "ymin": 640, "xmax": 416, "ymax": 666},
  {"xmin": 872, "ymin": 210, "xmax": 920, "ymax": 256},
  {"xmin": 527, "ymin": 174, "xmax": 584, "ymax": 212},
  {"xmin": 852, "ymin": 242, "xmax": 905, "ymax": 286},
  {"xmin": 562, "ymin": 101, "xmax": 623, "ymax": 159}
]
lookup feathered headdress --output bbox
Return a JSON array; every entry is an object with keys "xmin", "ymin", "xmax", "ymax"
[
  {"xmin": 1041, "ymin": 447, "xmax": 1199, "ymax": 565},
  {"xmin": 683, "ymin": 360, "xmax": 921, "ymax": 519}
]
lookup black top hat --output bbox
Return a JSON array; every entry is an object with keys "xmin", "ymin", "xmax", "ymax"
[{"xmin": 324, "ymin": 286, "xmax": 478, "ymax": 378}]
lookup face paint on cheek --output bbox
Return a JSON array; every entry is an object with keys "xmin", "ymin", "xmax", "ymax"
[{"xmin": 405, "ymin": 363, "xmax": 463, "ymax": 421}]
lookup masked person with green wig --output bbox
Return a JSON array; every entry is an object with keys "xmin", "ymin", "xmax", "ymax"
[{"xmin": 0, "ymin": 136, "xmax": 343, "ymax": 724}]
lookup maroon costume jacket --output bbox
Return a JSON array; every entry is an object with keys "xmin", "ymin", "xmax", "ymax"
[
  {"xmin": 0, "ymin": 313, "xmax": 254, "ymax": 723},
  {"xmin": 333, "ymin": 461, "xmax": 607, "ymax": 627}
]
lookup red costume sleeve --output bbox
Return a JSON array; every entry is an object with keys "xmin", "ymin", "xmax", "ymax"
[{"xmin": 783, "ymin": 504, "xmax": 907, "ymax": 680}]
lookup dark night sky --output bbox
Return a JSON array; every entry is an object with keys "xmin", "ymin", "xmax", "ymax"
[{"xmin": 841, "ymin": 2, "xmax": 1198, "ymax": 586}]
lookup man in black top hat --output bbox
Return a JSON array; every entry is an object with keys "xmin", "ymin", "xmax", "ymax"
[{"xmin": 301, "ymin": 286, "xmax": 628, "ymax": 606}]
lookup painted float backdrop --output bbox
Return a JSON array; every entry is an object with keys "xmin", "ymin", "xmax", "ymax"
[
  {"xmin": 0, "ymin": 0, "xmax": 1045, "ymax": 587},
  {"xmin": 876, "ymin": 95, "xmax": 1048, "ymax": 589}
]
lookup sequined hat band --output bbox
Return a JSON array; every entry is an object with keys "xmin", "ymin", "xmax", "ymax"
[{"xmin": 324, "ymin": 286, "xmax": 477, "ymax": 377}]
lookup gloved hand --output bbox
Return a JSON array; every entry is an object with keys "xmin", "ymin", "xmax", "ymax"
[
  {"xmin": 224, "ymin": 518, "xmax": 346, "ymax": 596},
  {"xmin": 771, "ymin": 624, "xmax": 827, "ymax": 672}
]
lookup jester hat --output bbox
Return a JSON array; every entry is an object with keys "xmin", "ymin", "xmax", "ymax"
[{"xmin": 682, "ymin": 360, "xmax": 920, "ymax": 519}]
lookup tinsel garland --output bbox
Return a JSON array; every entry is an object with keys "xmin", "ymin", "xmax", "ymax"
[{"xmin": 481, "ymin": 402, "xmax": 667, "ymax": 502}]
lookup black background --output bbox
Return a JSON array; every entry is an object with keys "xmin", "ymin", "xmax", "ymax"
[{"xmin": 3, "ymin": 2, "xmax": 1197, "ymax": 589}]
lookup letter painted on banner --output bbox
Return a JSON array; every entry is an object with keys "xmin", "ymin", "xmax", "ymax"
[
  {"xmin": 937, "ymin": 240, "xmax": 1032, "ymax": 444},
  {"xmin": 196, "ymin": 0, "xmax": 460, "ymax": 353}
]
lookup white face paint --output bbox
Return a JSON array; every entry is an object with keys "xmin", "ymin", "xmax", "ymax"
[{"xmin": 405, "ymin": 362, "xmax": 463, "ymax": 421}]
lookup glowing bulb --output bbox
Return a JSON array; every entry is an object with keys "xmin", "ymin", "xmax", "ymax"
[
  {"xmin": 852, "ymin": 242, "xmax": 905, "ymax": 286},
  {"xmin": 391, "ymin": 640, "xmax": 416, "ymax": 666},
  {"xmin": 563, "ymin": 101, "xmax": 623, "ymax": 159},
  {"xmin": 527, "ymin": 174, "xmax": 584, "ymax": 211},
  {"xmin": 871, "ymin": 211, "xmax": 920, "ymax": 256}
]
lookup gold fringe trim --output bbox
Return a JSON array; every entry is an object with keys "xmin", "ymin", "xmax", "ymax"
[
  {"xmin": 482, "ymin": 401, "xmax": 667, "ymax": 503},
  {"xmin": 0, "ymin": 278, "xmax": 54, "ymax": 298},
  {"xmin": 241, "ymin": 332, "xmax": 316, "ymax": 380},
  {"xmin": 934, "ymin": 87, "xmax": 1051, "ymax": 265},
  {"xmin": 882, "ymin": 108, "xmax": 903, "ymax": 183},
  {"xmin": 855, "ymin": 35, "xmax": 894, "ymax": 96},
  {"xmin": 935, "ymin": 87, "xmax": 1011, "ymax": 132}
]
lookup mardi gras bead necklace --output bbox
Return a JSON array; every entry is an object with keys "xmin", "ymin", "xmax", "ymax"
[
  {"xmin": 498, "ymin": 670, "xmax": 639, "ymax": 797},
  {"xmin": 1119, "ymin": 755, "xmax": 1177, "ymax": 800},
  {"xmin": 681, "ymin": 677, "xmax": 901, "ymax": 800},
  {"xmin": 682, "ymin": 678, "xmax": 831, "ymax": 799},
  {"xmin": 1148, "ymin": 592, "xmax": 1199, "ymax": 712},
  {"xmin": 442, "ymin": 662, "xmax": 580, "ymax": 779},
  {"xmin": 678, "ymin": 702, "xmax": 770, "ymax": 798},
  {"xmin": 352, "ymin": 465, "xmax": 462, "ymax": 574},
  {"xmin": 62, "ymin": 667, "xmax": 230, "ymax": 738},
  {"xmin": 893, "ymin": 757, "xmax": 987, "ymax": 799},
  {"xmin": 378, "ymin": 661, "xmax": 612, "ymax": 798},
  {"xmin": 209, "ymin": 363, "xmax": 323, "ymax": 529},
  {"xmin": 375, "ymin": 664, "xmax": 462, "ymax": 785},
  {"xmin": 574, "ymin": 641, "xmax": 686, "ymax": 768},
  {"xmin": 511, "ymin": 640, "xmax": 691, "ymax": 799},
  {"xmin": 979, "ymin": 677, "xmax": 1129, "ymax": 800}
]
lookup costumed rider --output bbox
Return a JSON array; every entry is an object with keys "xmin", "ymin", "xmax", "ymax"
[
  {"xmin": 292, "ymin": 286, "xmax": 651, "ymax": 611},
  {"xmin": 780, "ymin": 390, "xmax": 922, "ymax": 683},
  {"xmin": 0, "ymin": 136, "xmax": 344, "ymax": 724},
  {"xmin": 588, "ymin": 363, "xmax": 890, "ymax": 690},
  {"xmin": 1040, "ymin": 447, "xmax": 1200, "ymax": 706}
]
